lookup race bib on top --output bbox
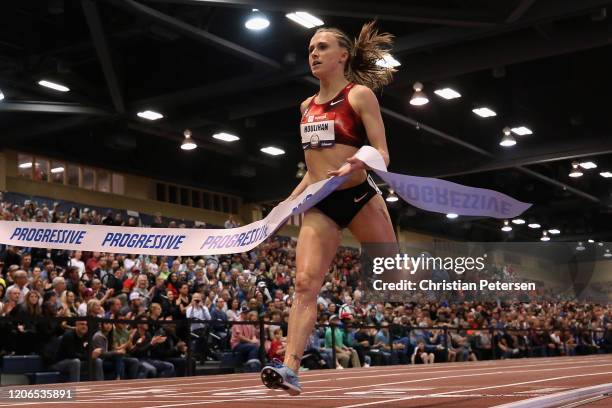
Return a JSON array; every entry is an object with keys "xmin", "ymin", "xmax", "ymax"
[{"xmin": 300, "ymin": 112, "xmax": 335, "ymax": 149}]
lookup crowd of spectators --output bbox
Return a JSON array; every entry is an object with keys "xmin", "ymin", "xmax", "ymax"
[{"xmin": 0, "ymin": 195, "xmax": 611, "ymax": 382}]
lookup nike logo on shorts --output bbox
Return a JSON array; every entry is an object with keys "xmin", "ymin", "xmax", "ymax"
[
  {"xmin": 330, "ymin": 99, "xmax": 344, "ymax": 106},
  {"xmin": 354, "ymin": 193, "xmax": 368, "ymax": 203}
]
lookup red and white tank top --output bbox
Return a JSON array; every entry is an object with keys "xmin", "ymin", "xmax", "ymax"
[{"xmin": 300, "ymin": 83, "xmax": 368, "ymax": 150}]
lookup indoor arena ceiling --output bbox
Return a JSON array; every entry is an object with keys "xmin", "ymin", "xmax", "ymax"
[{"xmin": 1, "ymin": 0, "xmax": 612, "ymax": 242}]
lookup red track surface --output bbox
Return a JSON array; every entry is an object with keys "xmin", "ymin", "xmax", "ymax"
[{"xmin": 1, "ymin": 355, "xmax": 611, "ymax": 407}]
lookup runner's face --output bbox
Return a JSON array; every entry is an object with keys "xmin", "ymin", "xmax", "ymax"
[{"xmin": 309, "ymin": 32, "xmax": 347, "ymax": 78}]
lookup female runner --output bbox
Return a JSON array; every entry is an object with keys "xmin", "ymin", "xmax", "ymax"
[{"xmin": 261, "ymin": 21, "xmax": 397, "ymax": 395}]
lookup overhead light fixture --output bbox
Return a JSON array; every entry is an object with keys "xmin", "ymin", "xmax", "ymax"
[
  {"xmin": 598, "ymin": 242, "xmax": 604, "ymax": 247},
  {"xmin": 261, "ymin": 146, "xmax": 285, "ymax": 156},
  {"xmin": 213, "ymin": 132, "xmax": 240, "ymax": 142},
  {"xmin": 50, "ymin": 166, "xmax": 64, "ymax": 174},
  {"xmin": 409, "ymin": 81, "xmax": 428, "ymax": 106},
  {"xmin": 296, "ymin": 162, "xmax": 306, "ymax": 178},
  {"xmin": 137, "ymin": 110, "xmax": 163, "ymax": 121},
  {"xmin": 588, "ymin": 239, "xmax": 595, "ymax": 243},
  {"xmin": 576, "ymin": 242, "xmax": 585, "ymax": 251},
  {"xmin": 19, "ymin": 162, "xmax": 33, "ymax": 169},
  {"xmin": 540, "ymin": 231, "xmax": 550, "ymax": 241},
  {"xmin": 511, "ymin": 126, "xmax": 533, "ymax": 136},
  {"xmin": 548, "ymin": 228, "xmax": 561, "ymax": 234},
  {"xmin": 38, "ymin": 79, "xmax": 70, "ymax": 92},
  {"xmin": 512, "ymin": 218, "xmax": 525, "ymax": 225},
  {"xmin": 499, "ymin": 127, "xmax": 516, "ymax": 147},
  {"xmin": 569, "ymin": 161, "xmax": 583, "ymax": 178},
  {"xmin": 579, "ymin": 161, "xmax": 597, "ymax": 169},
  {"xmin": 446, "ymin": 213, "xmax": 458, "ymax": 219},
  {"xmin": 285, "ymin": 11, "xmax": 324, "ymax": 28},
  {"xmin": 0, "ymin": 90, "xmax": 4, "ymax": 101},
  {"xmin": 434, "ymin": 88, "xmax": 461, "ymax": 100},
  {"xmin": 245, "ymin": 9, "xmax": 270, "ymax": 30},
  {"xmin": 376, "ymin": 54, "xmax": 401, "ymax": 68},
  {"xmin": 600, "ymin": 171, "xmax": 612, "ymax": 178},
  {"xmin": 605, "ymin": 249, "xmax": 612, "ymax": 258},
  {"xmin": 501, "ymin": 220, "xmax": 513, "ymax": 232},
  {"xmin": 386, "ymin": 190, "xmax": 399, "ymax": 202},
  {"xmin": 472, "ymin": 107, "xmax": 496, "ymax": 118},
  {"xmin": 181, "ymin": 129, "xmax": 197, "ymax": 150},
  {"xmin": 528, "ymin": 223, "xmax": 541, "ymax": 229}
]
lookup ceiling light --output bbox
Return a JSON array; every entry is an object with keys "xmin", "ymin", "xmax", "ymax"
[
  {"xmin": 528, "ymin": 223, "xmax": 541, "ymax": 229},
  {"xmin": 137, "ymin": 110, "xmax": 163, "ymax": 121},
  {"xmin": 261, "ymin": 146, "xmax": 285, "ymax": 156},
  {"xmin": 548, "ymin": 229, "xmax": 561, "ymax": 234},
  {"xmin": 50, "ymin": 166, "xmax": 64, "ymax": 174},
  {"xmin": 511, "ymin": 126, "xmax": 533, "ymax": 135},
  {"xmin": 472, "ymin": 107, "xmax": 496, "ymax": 118},
  {"xmin": 512, "ymin": 218, "xmax": 525, "ymax": 225},
  {"xmin": 579, "ymin": 161, "xmax": 597, "ymax": 169},
  {"xmin": 569, "ymin": 161, "xmax": 583, "ymax": 178},
  {"xmin": 600, "ymin": 171, "xmax": 612, "ymax": 178},
  {"xmin": 501, "ymin": 220, "xmax": 512, "ymax": 232},
  {"xmin": 38, "ymin": 80, "xmax": 70, "ymax": 92},
  {"xmin": 296, "ymin": 162, "xmax": 306, "ymax": 178},
  {"xmin": 0, "ymin": 90, "xmax": 4, "ymax": 101},
  {"xmin": 376, "ymin": 54, "xmax": 401, "ymax": 68},
  {"xmin": 245, "ymin": 9, "xmax": 270, "ymax": 30},
  {"xmin": 598, "ymin": 242, "xmax": 604, "ymax": 247},
  {"xmin": 285, "ymin": 11, "xmax": 323, "ymax": 28},
  {"xmin": 576, "ymin": 242, "xmax": 585, "ymax": 251},
  {"xmin": 499, "ymin": 127, "xmax": 516, "ymax": 147},
  {"xmin": 446, "ymin": 213, "xmax": 458, "ymax": 219},
  {"xmin": 19, "ymin": 162, "xmax": 33, "ymax": 169},
  {"xmin": 213, "ymin": 132, "xmax": 240, "ymax": 142},
  {"xmin": 540, "ymin": 231, "xmax": 550, "ymax": 241},
  {"xmin": 410, "ymin": 81, "xmax": 428, "ymax": 106},
  {"xmin": 181, "ymin": 129, "xmax": 197, "ymax": 150},
  {"xmin": 604, "ymin": 249, "xmax": 612, "ymax": 258},
  {"xmin": 386, "ymin": 190, "xmax": 399, "ymax": 202},
  {"xmin": 588, "ymin": 239, "xmax": 595, "ymax": 243},
  {"xmin": 434, "ymin": 88, "xmax": 461, "ymax": 100}
]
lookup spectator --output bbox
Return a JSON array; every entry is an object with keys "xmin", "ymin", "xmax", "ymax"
[
  {"xmin": 52, "ymin": 320, "xmax": 104, "ymax": 382},
  {"xmin": 129, "ymin": 315, "xmax": 175, "ymax": 378},
  {"xmin": 230, "ymin": 309, "xmax": 261, "ymax": 371},
  {"xmin": 325, "ymin": 315, "xmax": 360, "ymax": 368},
  {"xmin": 411, "ymin": 340, "xmax": 435, "ymax": 364},
  {"xmin": 4, "ymin": 270, "xmax": 28, "ymax": 303},
  {"xmin": 93, "ymin": 322, "xmax": 127, "ymax": 380}
]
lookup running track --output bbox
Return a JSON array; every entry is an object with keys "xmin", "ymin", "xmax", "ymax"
[{"xmin": 1, "ymin": 355, "xmax": 611, "ymax": 407}]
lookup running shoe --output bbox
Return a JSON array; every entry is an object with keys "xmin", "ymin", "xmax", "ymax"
[{"xmin": 260, "ymin": 359, "xmax": 302, "ymax": 396}]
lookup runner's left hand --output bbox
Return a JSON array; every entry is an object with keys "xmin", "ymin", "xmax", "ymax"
[{"xmin": 327, "ymin": 156, "xmax": 366, "ymax": 177}]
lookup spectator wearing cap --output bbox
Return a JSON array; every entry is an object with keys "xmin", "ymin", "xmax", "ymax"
[
  {"xmin": 121, "ymin": 291, "xmax": 145, "ymax": 319},
  {"xmin": 325, "ymin": 315, "xmax": 361, "ymax": 368},
  {"xmin": 112, "ymin": 310, "xmax": 146, "ymax": 378},
  {"xmin": 230, "ymin": 309, "xmax": 260, "ymax": 371},
  {"xmin": 129, "ymin": 315, "xmax": 175, "ymax": 378},
  {"xmin": 150, "ymin": 316, "xmax": 188, "ymax": 376}
]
